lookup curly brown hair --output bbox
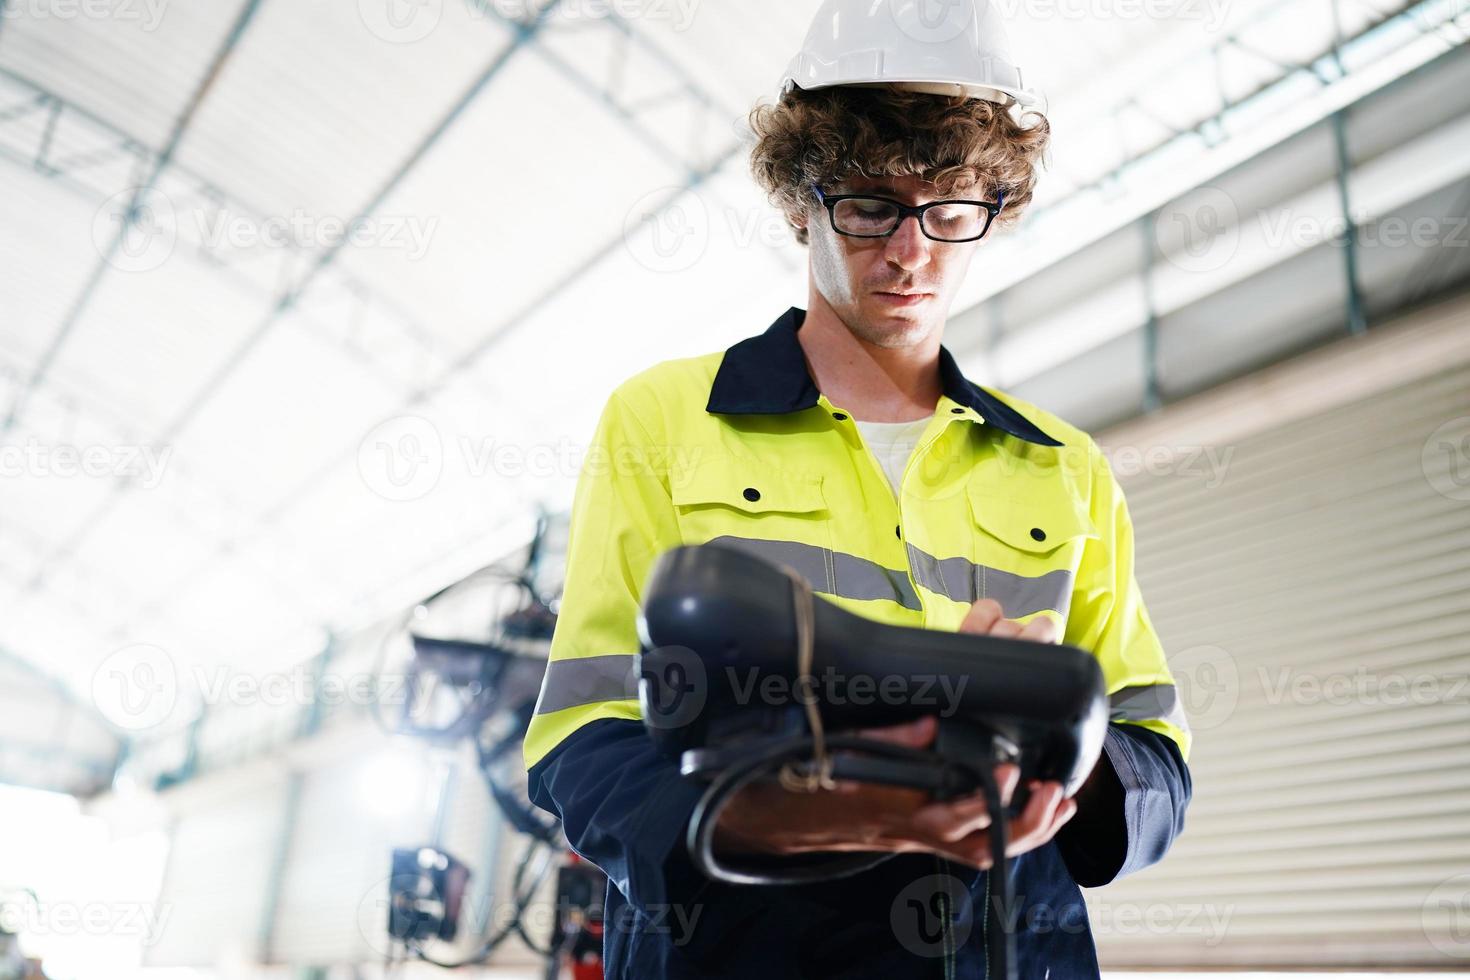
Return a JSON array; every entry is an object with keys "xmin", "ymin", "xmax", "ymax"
[{"xmin": 746, "ymin": 85, "xmax": 1050, "ymax": 247}]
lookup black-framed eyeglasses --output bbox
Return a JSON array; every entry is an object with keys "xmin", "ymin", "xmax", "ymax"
[{"xmin": 811, "ymin": 182, "xmax": 1006, "ymax": 243}]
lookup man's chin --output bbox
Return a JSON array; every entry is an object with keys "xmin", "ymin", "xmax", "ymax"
[{"xmin": 850, "ymin": 303, "xmax": 934, "ymax": 347}]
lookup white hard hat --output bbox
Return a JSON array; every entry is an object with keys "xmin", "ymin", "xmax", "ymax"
[{"xmin": 780, "ymin": 0, "xmax": 1045, "ymax": 112}]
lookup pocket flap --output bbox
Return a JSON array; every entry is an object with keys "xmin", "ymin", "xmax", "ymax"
[
  {"xmin": 671, "ymin": 454, "xmax": 827, "ymax": 515},
  {"xmin": 966, "ymin": 477, "xmax": 1098, "ymax": 554}
]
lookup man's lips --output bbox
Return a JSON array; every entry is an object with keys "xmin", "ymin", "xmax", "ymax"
[{"xmin": 874, "ymin": 289, "xmax": 933, "ymax": 305}]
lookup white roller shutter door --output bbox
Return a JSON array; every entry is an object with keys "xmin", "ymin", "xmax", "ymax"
[
  {"xmin": 1088, "ymin": 351, "xmax": 1470, "ymax": 968},
  {"xmin": 144, "ymin": 775, "xmax": 289, "ymax": 966}
]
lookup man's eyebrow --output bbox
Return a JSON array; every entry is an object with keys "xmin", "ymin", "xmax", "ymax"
[{"xmin": 843, "ymin": 184, "xmax": 983, "ymax": 200}]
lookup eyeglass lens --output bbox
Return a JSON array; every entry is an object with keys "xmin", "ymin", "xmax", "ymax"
[{"xmin": 832, "ymin": 198, "xmax": 989, "ymax": 241}]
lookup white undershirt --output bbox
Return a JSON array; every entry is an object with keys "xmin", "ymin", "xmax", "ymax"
[{"xmin": 853, "ymin": 417, "xmax": 932, "ymax": 500}]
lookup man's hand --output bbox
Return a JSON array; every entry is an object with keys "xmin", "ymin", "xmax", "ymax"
[
  {"xmin": 710, "ymin": 600, "xmax": 1078, "ymax": 870},
  {"xmin": 947, "ymin": 598, "xmax": 1077, "ymax": 853},
  {"xmin": 958, "ymin": 598, "xmax": 1061, "ymax": 645}
]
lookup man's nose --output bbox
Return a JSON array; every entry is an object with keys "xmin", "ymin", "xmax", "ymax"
[{"xmin": 884, "ymin": 215, "xmax": 932, "ymax": 271}]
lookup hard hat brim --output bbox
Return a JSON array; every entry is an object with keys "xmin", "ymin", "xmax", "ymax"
[{"xmin": 782, "ymin": 76, "xmax": 1046, "ymax": 112}]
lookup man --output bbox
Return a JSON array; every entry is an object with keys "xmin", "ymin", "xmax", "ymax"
[{"xmin": 524, "ymin": 1, "xmax": 1192, "ymax": 976}]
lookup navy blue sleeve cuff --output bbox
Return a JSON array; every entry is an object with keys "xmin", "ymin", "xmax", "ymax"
[
  {"xmin": 1055, "ymin": 721, "xmax": 1192, "ymax": 887},
  {"xmin": 527, "ymin": 716, "xmax": 714, "ymax": 913}
]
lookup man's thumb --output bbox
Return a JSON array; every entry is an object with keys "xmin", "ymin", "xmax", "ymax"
[{"xmin": 854, "ymin": 714, "xmax": 937, "ymax": 747}]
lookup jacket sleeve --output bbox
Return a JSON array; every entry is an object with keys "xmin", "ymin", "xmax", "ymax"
[
  {"xmin": 522, "ymin": 385, "xmax": 715, "ymax": 915},
  {"xmin": 1055, "ymin": 437, "xmax": 1194, "ymax": 887},
  {"xmin": 528, "ymin": 716, "xmax": 715, "ymax": 913}
]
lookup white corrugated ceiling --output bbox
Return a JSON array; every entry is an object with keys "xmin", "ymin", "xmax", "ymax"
[{"xmin": 0, "ymin": 0, "xmax": 1445, "ymax": 732}]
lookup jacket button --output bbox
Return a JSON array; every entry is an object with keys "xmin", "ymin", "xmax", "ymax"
[
  {"xmin": 1030, "ymin": 527, "xmax": 1046, "ymax": 541},
  {"xmin": 743, "ymin": 487, "xmax": 761, "ymax": 502},
  {"xmin": 895, "ymin": 525, "xmax": 901, "ymax": 538},
  {"xmin": 832, "ymin": 412, "xmax": 848, "ymax": 421},
  {"xmin": 951, "ymin": 407, "xmax": 964, "ymax": 414}
]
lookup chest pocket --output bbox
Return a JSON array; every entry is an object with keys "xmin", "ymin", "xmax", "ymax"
[
  {"xmin": 962, "ymin": 475, "xmax": 1099, "ymax": 620},
  {"xmin": 670, "ymin": 454, "xmax": 833, "ymax": 587}
]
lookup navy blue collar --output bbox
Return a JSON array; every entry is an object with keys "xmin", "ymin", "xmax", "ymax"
[{"xmin": 706, "ymin": 306, "xmax": 1064, "ymax": 447}]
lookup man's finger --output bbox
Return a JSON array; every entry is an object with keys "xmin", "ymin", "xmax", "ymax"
[
  {"xmin": 996, "ymin": 763, "xmax": 1020, "ymax": 807},
  {"xmin": 852, "ymin": 714, "xmax": 937, "ymax": 747},
  {"xmin": 947, "ymin": 834, "xmax": 997, "ymax": 871},
  {"xmin": 958, "ymin": 599, "xmax": 1004, "ymax": 635},
  {"xmin": 1007, "ymin": 798, "xmax": 1078, "ymax": 857},
  {"xmin": 988, "ymin": 618, "xmax": 1024, "ymax": 639},
  {"xmin": 1017, "ymin": 615, "xmax": 1059, "ymax": 644},
  {"xmin": 1008, "ymin": 781, "xmax": 1065, "ymax": 849},
  {"xmin": 914, "ymin": 796, "xmax": 992, "ymax": 842},
  {"xmin": 911, "ymin": 764, "xmax": 1021, "ymax": 842}
]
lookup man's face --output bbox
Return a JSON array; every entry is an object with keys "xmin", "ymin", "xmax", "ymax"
[{"xmin": 803, "ymin": 173, "xmax": 984, "ymax": 350}]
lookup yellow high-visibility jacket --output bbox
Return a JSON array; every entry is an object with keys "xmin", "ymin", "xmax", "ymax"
[
  {"xmin": 524, "ymin": 307, "xmax": 1190, "ymax": 769},
  {"xmin": 522, "ymin": 306, "xmax": 1192, "ymax": 979}
]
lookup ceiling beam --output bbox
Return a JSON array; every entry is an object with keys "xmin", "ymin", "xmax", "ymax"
[
  {"xmin": 21, "ymin": 1, "xmax": 567, "ymax": 594},
  {"xmin": 2, "ymin": 0, "xmax": 268, "ymax": 434}
]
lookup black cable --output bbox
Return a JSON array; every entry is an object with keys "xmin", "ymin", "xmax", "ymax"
[
  {"xmin": 476, "ymin": 699, "xmax": 561, "ymax": 843},
  {"xmin": 687, "ymin": 735, "xmax": 897, "ymax": 886},
  {"xmin": 685, "ymin": 731, "xmax": 1018, "ymax": 978},
  {"xmin": 507, "ymin": 835, "xmax": 559, "ymax": 956},
  {"xmin": 368, "ymin": 608, "xmax": 415, "ymax": 736},
  {"xmin": 974, "ymin": 760, "xmax": 1015, "ymax": 980},
  {"xmin": 687, "ymin": 734, "xmax": 987, "ymax": 887}
]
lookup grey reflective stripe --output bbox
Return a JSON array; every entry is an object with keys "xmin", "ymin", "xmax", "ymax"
[
  {"xmin": 707, "ymin": 535, "xmax": 921, "ymax": 610},
  {"xmin": 905, "ymin": 543, "xmax": 1076, "ymax": 620},
  {"xmin": 1110, "ymin": 683, "xmax": 1190, "ymax": 732},
  {"xmin": 533, "ymin": 654, "xmax": 639, "ymax": 715}
]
